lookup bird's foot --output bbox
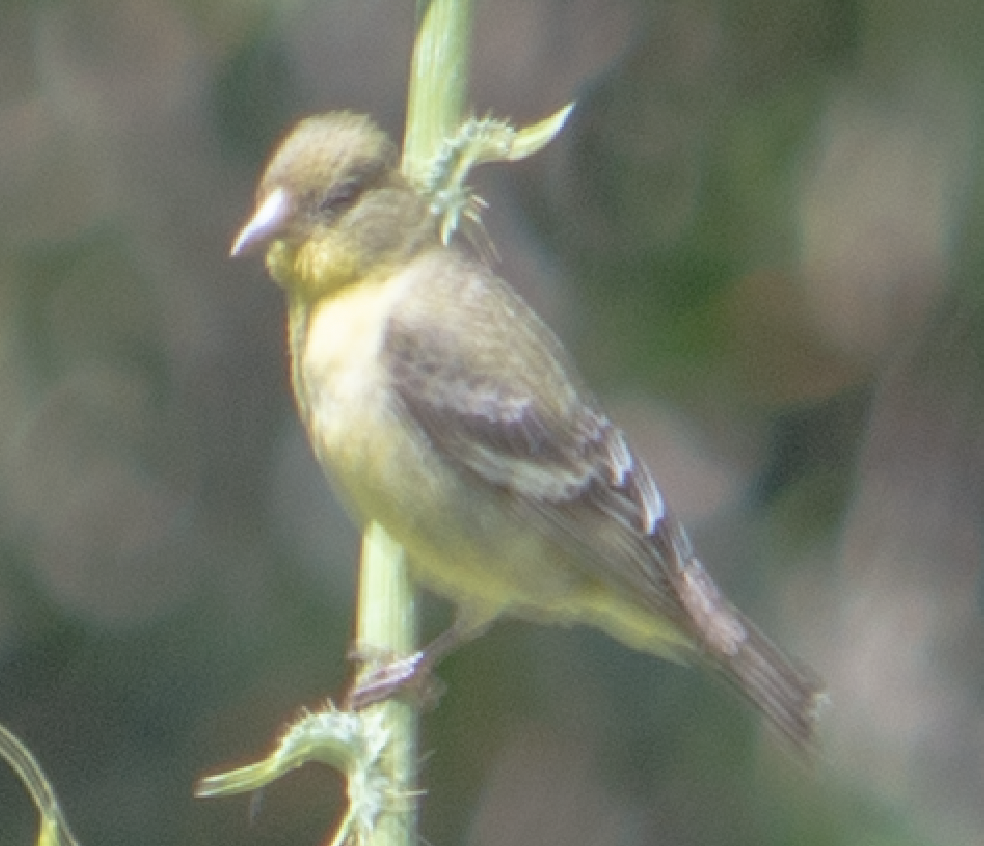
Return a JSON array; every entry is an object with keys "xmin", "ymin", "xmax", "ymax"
[{"xmin": 345, "ymin": 648, "xmax": 446, "ymax": 711}]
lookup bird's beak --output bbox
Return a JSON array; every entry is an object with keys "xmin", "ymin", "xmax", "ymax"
[{"xmin": 231, "ymin": 187, "xmax": 293, "ymax": 257}]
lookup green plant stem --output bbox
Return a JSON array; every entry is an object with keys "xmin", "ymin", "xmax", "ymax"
[
  {"xmin": 355, "ymin": 522, "xmax": 417, "ymax": 846},
  {"xmin": 403, "ymin": 0, "xmax": 473, "ymax": 181},
  {"xmin": 0, "ymin": 722, "xmax": 79, "ymax": 846},
  {"xmin": 356, "ymin": 8, "xmax": 474, "ymax": 845}
]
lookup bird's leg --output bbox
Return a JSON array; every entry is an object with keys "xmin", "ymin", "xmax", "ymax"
[{"xmin": 345, "ymin": 613, "xmax": 491, "ymax": 711}]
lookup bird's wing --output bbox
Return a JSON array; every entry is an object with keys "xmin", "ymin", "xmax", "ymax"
[{"xmin": 382, "ymin": 252, "xmax": 695, "ymax": 623}]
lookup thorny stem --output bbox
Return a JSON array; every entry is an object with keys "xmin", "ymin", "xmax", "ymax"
[{"xmin": 353, "ymin": 3, "xmax": 474, "ymax": 846}]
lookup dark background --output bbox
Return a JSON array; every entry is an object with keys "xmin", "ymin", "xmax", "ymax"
[{"xmin": 1, "ymin": 2, "xmax": 982, "ymax": 846}]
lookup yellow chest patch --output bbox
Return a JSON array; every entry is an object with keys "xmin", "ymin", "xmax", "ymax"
[{"xmin": 289, "ymin": 276, "xmax": 420, "ymax": 500}]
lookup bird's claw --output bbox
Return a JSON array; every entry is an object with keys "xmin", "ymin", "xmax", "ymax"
[{"xmin": 345, "ymin": 650, "xmax": 447, "ymax": 711}]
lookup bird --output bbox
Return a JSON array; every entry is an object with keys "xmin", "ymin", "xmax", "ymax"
[{"xmin": 231, "ymin": 110, "xmax": 825, "ymax": 753}]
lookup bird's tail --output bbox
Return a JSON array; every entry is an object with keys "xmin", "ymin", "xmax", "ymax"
[
  {"xmin": 711, "ymin": 605, "xmax": 827, "ymax": 755},
  {"xmin": 665, "ymin": 550, "xmax": 826, "ymax": 754}
]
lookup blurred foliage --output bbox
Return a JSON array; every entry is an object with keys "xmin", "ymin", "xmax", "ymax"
[{"xmin": 1, "ymin": 2, "xmax": 983, "ymax": 846}]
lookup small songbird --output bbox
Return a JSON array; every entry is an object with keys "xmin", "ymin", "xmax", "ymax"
[{"xmin": 232, "ymin": 111, "xmax": 825, "ymax": 752}]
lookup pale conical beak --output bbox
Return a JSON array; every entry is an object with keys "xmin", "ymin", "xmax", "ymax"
[{"xmin": 230, "ymin": 187, "xmax": 293, "ymax": 256}]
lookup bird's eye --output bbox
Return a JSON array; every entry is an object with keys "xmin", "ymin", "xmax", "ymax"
[{"xmin": 318, "ymin": 180, "xmax": 361, "ymax": 216}]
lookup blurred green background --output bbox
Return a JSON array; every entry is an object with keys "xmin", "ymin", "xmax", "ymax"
[{"xmin": 1, "ymin": 1, "xmax": 982, "ymax": 846}]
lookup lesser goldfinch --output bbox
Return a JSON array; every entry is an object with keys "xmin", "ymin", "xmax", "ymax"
[{"xmin": 232, "ymin": 112, "xmax": 825, "ymax": 752}]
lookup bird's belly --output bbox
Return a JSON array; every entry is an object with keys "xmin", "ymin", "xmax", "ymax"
[{"xmin": 305, "ymin": 383, "xmax": 585, "ymax": 617}]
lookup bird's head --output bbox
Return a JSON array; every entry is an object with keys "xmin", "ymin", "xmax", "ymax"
[{"xmin": 232, "ymin": 112, "xmax": 436, "ymax": 300}]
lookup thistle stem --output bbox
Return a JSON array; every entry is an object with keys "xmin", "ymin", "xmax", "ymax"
[{"xmin": 354, "ymin": 4, "xmax": 474, "ymax": 846}]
